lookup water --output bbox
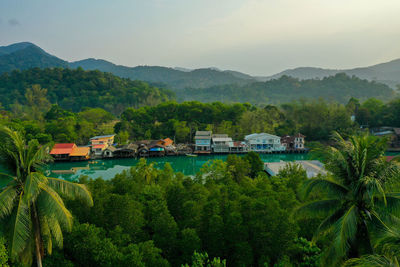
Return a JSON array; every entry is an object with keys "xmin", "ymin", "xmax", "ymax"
[
  {"xmin": 46, "ymin": 153, "xmax": 311, "ymax": 181},
  {"xmin": 1, "ymin": 152, "xmax": 398, "ymax": 187}
]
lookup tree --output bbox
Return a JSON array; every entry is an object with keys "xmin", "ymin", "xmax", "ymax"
[
  {"xmin": 0, "ymin": 237, "xmax": 9, "ymax": 267},
  {"xmin": 296, "ymin": 132, "xmax": 400, "ymax": 266},
  {"xmin": 0, "ymin": 127, "xmax": 93, "ymax": 267},
  {"xmin": 243, "ymin": 151, "xmax": 264, "ymax": 178}
]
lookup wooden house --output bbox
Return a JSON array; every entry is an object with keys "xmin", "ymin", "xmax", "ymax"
[
  {"xmin": 281, "ymin": 133, "xmax": 306, "ymax": 151},
  {"xmin": 114, "ymin": 144, "xmax": 138, "ymax": 158},
  {"xmin": 103, "ymin": 146, "xmax": 117, "ymax": 158},
  {"xmin": 211, "ymin": 134, "xmax": 232, "ymax": 153},
  {"xmin": 149, "ymin": 142, "xmax": 166, "ymax": 157},
  {"xmin": 50, "ymin": 143, "xmax": 77, "ymax": 161},
  {"xmin": 245, "ymin": 133, "xmax": 285, "ymax": 152},
  {"xmin": 69, "ymin": 146, "xmax": 91, "ymax": 161},
  {"xmin": 229, "ymin": 141, "xmax": 248, "ymax": 153},
  {"xmin": 194, "ymin": 131, "xmax": 212, "ymax": 153},
  {"xmin": 137, "ymin": 144, "xmax": 150, "ymax": 157}
]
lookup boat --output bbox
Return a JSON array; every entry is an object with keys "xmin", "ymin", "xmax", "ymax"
[{"xmin": 185, "ymin": 153, "xmax": 198, "ymax": 157}]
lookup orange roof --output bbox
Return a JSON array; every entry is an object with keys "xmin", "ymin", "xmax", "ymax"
[
  {"xmin": 70, "ymin": 147, "xmax": 90, "ymax": 156},
  {"xmin": 50, "ymin": 143, "xmax": 76, "ymax": 155},
  {"xmin": 163, "ymin": 138, "xmax": 173, "ymax": 146}
]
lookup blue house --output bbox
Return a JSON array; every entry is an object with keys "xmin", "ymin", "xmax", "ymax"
[{"xmin": 194, "ymin": 131, "xmax": 212, "ymax": 153}]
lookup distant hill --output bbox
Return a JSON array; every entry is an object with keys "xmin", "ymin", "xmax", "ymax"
[
  {"xmin": 70, "ymin": 58, "xmax": 253, "ymax": 89},
  {"xmin": 0, "ymin": 68, "xmax": 173, "ymax": 114},
  {"xmin": 262, "ymin": 59, "xmax": 400, "ymax": 88},
  {"xmin": 178, "ymin": 73, "xmax": 396, "ymax": 104},
  {"xmin": 0, "ymin": 41, "xmax": 399, "ymax": 96},
  {"xmin": 0, "ymin": 42, "xmax": 256, "ymax": 89},
  {"xmin": 0, "ymin": 42, "xmax": 68, "ymax": 73}
]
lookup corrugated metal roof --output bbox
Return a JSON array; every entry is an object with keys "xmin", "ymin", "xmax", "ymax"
[
  {"xmin": 212, "ymin": 137, "xmax": 232, "ymax": 142},
  {"xmin": 90, "ymin": 134, "xmax": 115, "ymax": 140}
]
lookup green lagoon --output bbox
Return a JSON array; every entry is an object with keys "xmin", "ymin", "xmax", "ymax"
[
  {"xmin": 1, "ymin": 152, "xmax": 398, "ymax": 187},
  {"xmin": 46, "ymin": 153, "xmax": 311, "ymax": 181}
]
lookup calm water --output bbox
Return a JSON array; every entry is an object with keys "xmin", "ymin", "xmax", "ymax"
[
  {"xmin": 0, "ymin": 152, "xmax": 398, "ymax": 187},
  {"xmin": 46, "ymin": 153, "xmax": 311, "ymax": 182}
]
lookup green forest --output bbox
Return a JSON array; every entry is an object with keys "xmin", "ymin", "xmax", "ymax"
[
  {"xmin": 176, "ymin": 74, "xmax": 396, "ymax": 104},
  {"xmin": 0, "ymin": 68, "xmax": 173, "ymax": 114},
  {"xmin": 0, "ymin": 67, "xmax": 400, "ymax": 266},
  {"xmin": 0, "ymin": 128, "xmax": 399, "ymax": 266}
]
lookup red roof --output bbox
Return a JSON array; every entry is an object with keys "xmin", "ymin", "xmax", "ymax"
[
  {"xmin": 92, "ymin": 144, "xmax": 106, "ymax": 149},
  {"xmin": 50, "ymin": 143, "xmax": 76, "ymax": 155}
]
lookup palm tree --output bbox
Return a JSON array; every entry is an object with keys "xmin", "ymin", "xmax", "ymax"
[
  {"xmin": 0, "ymin": 127, "xmax": 93, "ymax": 267},
  {"xmin": 343, "ymin": 227, "xmax": 400, "ymax": 266},
  {"xmin": 296, "ymin": 132, "xmax": 400, "ymax": 266}
]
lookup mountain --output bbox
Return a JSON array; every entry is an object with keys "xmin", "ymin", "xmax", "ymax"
[
  {"xmin": 70, "ymin": 59, "xmax": 253, "ymax": 89},
  {"xmin": 0, "ymin": 41, "xmax": 399, "ymax": 92},
  {"xmin": 263, "ymin": 59, "xmax": 400, "ymax": 88},
  {"xmin": 0, "ymin": 42, "xmax": 68, "ymax": 73},
  {"xmin": 178, "ymin": 73, "xmax": 396, "ymax": 104}
]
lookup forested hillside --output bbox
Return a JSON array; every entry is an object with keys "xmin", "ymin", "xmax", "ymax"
[
  {"xmin": 0, "ymin": 68, "xmax": 173, "ymax": 114},
  {"xmin": 177, "ymin": 73, "xmax": 396, "ymax": 104}
]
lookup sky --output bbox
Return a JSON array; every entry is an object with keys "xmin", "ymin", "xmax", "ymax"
[{"xmin": 1, "ymin": 0, "xmax": 400, "ymax": 76}]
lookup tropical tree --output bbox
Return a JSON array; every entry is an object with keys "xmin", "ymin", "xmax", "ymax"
[
  {"xmin": 343, "ymin": 227, "xmax": 400, "ymax": 267},
  {"xmin": 0, "ymin": 127, "xmax": 93, "ymax": 267},
  {"xmin": 296, "ymin": 132, "xmax": 400, "ymax": 266}
]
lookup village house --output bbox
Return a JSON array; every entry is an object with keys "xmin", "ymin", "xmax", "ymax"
[
  {"xmin": 245, "ymin": 133, "xmax": 285, "ymax": 152},
  {"xmin": 90, "ymin": 134, "xmax": 115, "ymax": 157},
  {"xmin": 69, "ymin": 146, "xmax": 91, "ymax": 161},
  {"xmin": 229, "ymin": 141, "xmax": 248, "ymax": 153},
  {"xmin": 211, "ymin": 134, "xmax": 232, "ymax": 153},
  {"xmin": 114, "ymin": 143, "xmax": 138, "ymax": 158},
  {"xmin": 103, "ymin": 146, "xmax": 117, "ymax": 158},
  {"xmin": 50, "ymin": 143, "xmax": 77, "ymax": 160},
  {"xmin": 50, "ymin": 143, "xmax": 90, "ymax": 161},
  {"xmin": 281, "ymin": 133, "xmax": 306, "ymax": 151},
  {"xmin": 194, "ymin": 131, "xmax": 212, "ymax": 153}
]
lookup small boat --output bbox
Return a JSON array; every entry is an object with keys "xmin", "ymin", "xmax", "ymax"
[{"xmin": 185, "ymin": 153, "xmax": 198, "ymax": 157}]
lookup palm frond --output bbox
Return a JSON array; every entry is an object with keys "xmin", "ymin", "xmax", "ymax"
[
  {"xmin": 343, "ymin": 254, "xmax": 399, "ymax": 267},
  {"xmin": 302, "ymin": 177, "xmax": 348, "ymax": 198},
  {"xmin": 37, "ymin": 185, "xmax": 73, "ymax": 231},
  {"xmin": 0, "ymin": 185, "xmax": 18, "ymax": 218},
  {"xmin": 295, "ymin": 199, "xmax": 341, "ymax": 219},
  {"xmin": 23, "ymin": 172, "xmax": 47, "ymax": 204},
  {"xmin": 47, "ymin": 178, "xmax": 93, "ymax": 206},
  {"xmin": 9, "ymin": 194, "xmax": 33, "ymax": 261},
  {"xmin": 313, "ymin": 208, "xmax": 346, "ymax": 241},
  {"xmin": 333, "ymin": 205, "xmax": 358, "ymax": 257}
]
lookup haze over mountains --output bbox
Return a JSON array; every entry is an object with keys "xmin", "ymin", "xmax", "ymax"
[{"xmin": 1, "ymin": 42, "xmax": 400, "ymax": 90}]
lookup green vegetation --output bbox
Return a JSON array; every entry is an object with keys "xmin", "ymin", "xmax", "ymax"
[
  {"xmin": 116, "ymin": 100, "xmax": 356, "ymax": 141},
  {"xmin": 0, "ymin": 130, "xmax": 399, "ymax": 266},
  {"xmin": 0, "ymin": 127, "xmax": 93, "ymax": 266},
  {"xmin": 0, "ymin": 68, "xmax": 173, "ymax": 114},
  {"xmin": 177, "ymin": 74, "xmax": 395, "ymax": 104}
]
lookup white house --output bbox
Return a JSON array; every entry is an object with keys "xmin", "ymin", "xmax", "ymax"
[
  {"xmin": 245, "ymin": 133, "xmax": 285, "ymax": 152},
  {"xmin": 211, "ymin": 134, "xmax": 232, "ymax": 153}
]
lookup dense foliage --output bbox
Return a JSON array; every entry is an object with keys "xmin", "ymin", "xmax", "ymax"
[
  {"xmin": 177, "ymin": 74, "xmax": 395, "ymax": 104},
  {"xmin": 116, "ymin": 100, "xmax": 356, "ymax": 142},
  {"xmin": 0, "ymin": 68, "xmax": 173, "ymax": 114}
]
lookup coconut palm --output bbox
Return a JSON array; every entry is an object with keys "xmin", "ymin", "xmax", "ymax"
[
  {"xmin": 343, "ymin": 227, "xmax": 400, "ymax": 267},
  {"xmin": 296, "ymin": 132, "xmax": 400, "ymax": 266},
  {"xmin": 0, "ymin": 127, "xmax": 93, "ymax": 267}
]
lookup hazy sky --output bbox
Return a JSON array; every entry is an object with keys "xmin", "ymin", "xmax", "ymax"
[{"xmin": 1, "ymin": 0, "xmax": 400, "ymax": 75}]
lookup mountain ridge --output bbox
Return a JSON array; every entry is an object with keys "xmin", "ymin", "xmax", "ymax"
[{"xmin": 0, "ymin": 41, "xmax": 400, "ymax": 89}]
